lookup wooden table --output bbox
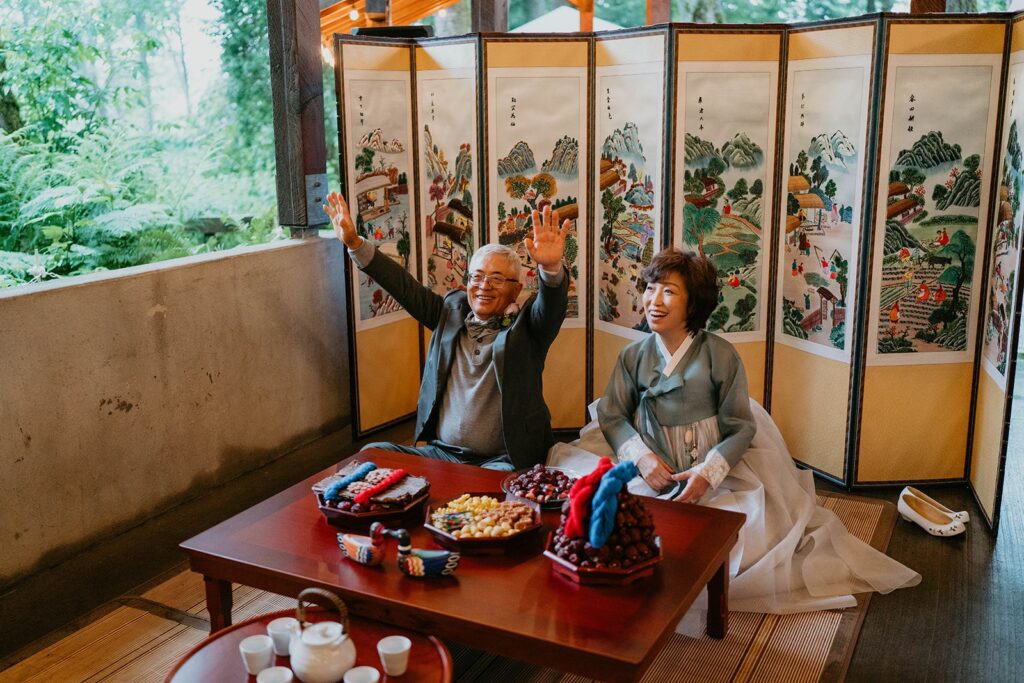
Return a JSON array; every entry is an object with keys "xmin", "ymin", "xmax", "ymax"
[
  {"xmin": 180, "ymin": 450, "xmax": 745, "ymax": 683},
  {"xmin": 165, "ymin": 607, "xmax": 451, "ymax": 682}
]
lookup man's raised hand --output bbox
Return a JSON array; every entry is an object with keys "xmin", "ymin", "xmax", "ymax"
[
  {"xmin": 524, "ymin": 204, "xmax": 571, "ymax": 271},
  {"xmin": 323, "ymin": 191, "xmax": 362, "ymax": 250}
]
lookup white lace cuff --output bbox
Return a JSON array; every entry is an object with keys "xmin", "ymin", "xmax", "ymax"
[
  {"xmin": 690, "ymin": 449, "xmax": 730, "ymax": 490},
  {"xmin": 616, "ymin": 434, "xmax": 654, "ymax": 465}
]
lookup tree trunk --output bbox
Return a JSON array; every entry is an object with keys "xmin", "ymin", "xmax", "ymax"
[
  {"xmin": 0, "ymin": 52, "xmax": 23, "ymax": 134},
  {"xmin": 135, "ymin": 10, "xmax": 153, "ymax": 130},
  {"xmin": 172, "ymin": 9, "xmax": 192, "ymax": 118}
]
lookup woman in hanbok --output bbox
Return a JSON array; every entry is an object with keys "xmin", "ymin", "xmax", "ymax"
[{"xmin": 550, "ymin": 248, "xmax": 920, "ymax": 626}]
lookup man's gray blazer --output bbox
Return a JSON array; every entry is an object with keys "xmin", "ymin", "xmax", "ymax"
[{"xmin": 360, "ymin": 248, "xmax": 568, "ymax": 470}]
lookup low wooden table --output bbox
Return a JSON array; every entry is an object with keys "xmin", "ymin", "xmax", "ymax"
[
  {"xmin": 165, "ymin": 608, "xmax": 451, "ymax": 682},
  {"xmin": 180, "ymin": 450, "xmax": 745, "ymax": 683}
]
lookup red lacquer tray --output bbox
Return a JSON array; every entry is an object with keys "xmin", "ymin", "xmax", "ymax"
[{"xmin": 543, "ymin": 532, "xmax": 662, "ymax": 586}]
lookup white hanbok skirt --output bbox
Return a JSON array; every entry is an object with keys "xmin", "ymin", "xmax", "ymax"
[{"xmin": 547, "ymin": 399, "xmax": 921, "ymax": 633}]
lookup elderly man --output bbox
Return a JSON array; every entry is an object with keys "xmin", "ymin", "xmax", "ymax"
[{"xmin": 324, "ymin": 191, "xmax": 570, "ymax": 471}]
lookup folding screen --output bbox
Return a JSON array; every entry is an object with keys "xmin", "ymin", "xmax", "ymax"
[
  {"xmin": 857, "ymin": 18, "xmax": 1007, "ymax": 485},
  {"xmin": 328, "ymin": 14, "xmax": 1024, "ymax": 530},
  {"xmin": 592, "ymin": 29, "xmax": 670, "ymax": 399},
  {"xmin": 967, "ymin": 17, "xmax": 1022, "ymax": 527},
  {"xmin": 336, "ymin": 39, "xmax": 422, "ymax": 435},
  {"xmin": 770, "ymin": 21, "xmax": 878, "ymax": 480},
  {"xmin": 673, "ymin": 27, "xmax": 783, "ymax": 404},
  {"xmin": 483, "ymin": 35, "xmax": 590, "ymax": 428}
]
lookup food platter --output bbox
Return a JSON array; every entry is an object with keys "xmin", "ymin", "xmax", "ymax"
[
  {"xmin": 500, "ymin": 465, "xmax": 578, "ymax": 509},
  {"xmin": 423, "ymin": 493, "xmax": 542, "ymax": 554},
  {"xmin": 317, "ymin": 491, "xmax": 431, "ymax": 531},
  {"xmin": 543, "ymin": 532, "xmax": 662, "ymax": 586}
]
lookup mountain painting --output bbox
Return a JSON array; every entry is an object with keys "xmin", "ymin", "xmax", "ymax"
[
  {"xmin": 417, "ymin": 72, "xmax": 477, "ymax": 297},
  {"xmin": 490, "ymin": 73, "xmax": 587, "ymax": 321},
  {"xmin": 779, "ymin": 63, "xmax": 868, "ymax": 358},
  {"xmin": 346, "ymin": 78, "xmax": 416, "ymax": 328},
  {"xmin": 596, "ymin": 67, "xmax": 664, "ymax": 334},
  {"xmin": 873, "ymin": 62, "xmax": 995, "ymax": 358},
  {"xmin": 679, "ymin": 69, "xmax": 774, "ymax": 337}
]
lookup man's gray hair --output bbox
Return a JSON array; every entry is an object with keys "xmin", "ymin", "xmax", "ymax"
[{"xmin": 469, "ymin": 244, "xmax": 522, "ymax": 281}]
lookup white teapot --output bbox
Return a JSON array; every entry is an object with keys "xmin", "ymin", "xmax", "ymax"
[{"xmin": 289, "ymin": 588, "xmax": 357, "ymax": 683}]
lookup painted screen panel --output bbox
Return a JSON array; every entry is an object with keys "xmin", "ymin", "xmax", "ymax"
[
  {"xmin": 595, "ymin": 41, "xmax": 666, "ymax": 339},
  {"xmin": 867, "ymin": 54, "xmax": 999, "ymax": 365},
  {"xmin": 341, "ymin": 51, "xmax": 419, "ymax": 331},
  {"xmin": 971, "ymin": 39, "xmax": 1023, "ymax": 525},
  {"xmin": 675, "ymin": 62, "xmax": 778, "ymax": 342},
  {"xmin": 776, "ymin": 56, "xmax": 871, "ymax": 362},
  {"xmin": 487, "ymin": 64, "xmax": 589, "ymax": 326},
  {"xmin": 981, "ymin": 57, "xmax": 1023, "ymax": 388},
  {"xmin": 338, "ymin": 41, "xmax": 421, "ymax": 435},
  {"xmin": 416, "ymin": 43, "xmax": 478, "ymax": 295}
]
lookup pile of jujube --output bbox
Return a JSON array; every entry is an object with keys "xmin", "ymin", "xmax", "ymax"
[
  {"xmin": 551, "ymin": 491, "xmax": 658, "ymax": 569},
  {"xmin": 507, "ymin": 464, "xmax": 576, "ymax": 503}
]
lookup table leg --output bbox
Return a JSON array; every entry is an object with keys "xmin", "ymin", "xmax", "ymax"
[
  {"xmin": 204, "ymin": 576, "xmax": 233, "ymax": 633},
  {"xmin": 706, "ymin": 560, "xmax": 729, "ymax": 639}
]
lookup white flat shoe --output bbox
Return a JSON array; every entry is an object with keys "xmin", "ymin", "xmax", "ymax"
[
  {"xmin": 898, "ymin": 492, "xmax": 965, "ymax": 537},
  {"xmin": 902, "ymin": 486, "xmax": 969, "ymax": 523}
]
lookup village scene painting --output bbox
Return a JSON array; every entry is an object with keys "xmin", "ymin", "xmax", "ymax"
[
  {"xmin": 596, "ymin": 69, "xmax": 662, "ymax": 333},
  {"xmin": 347, "ymin": 79, "xmax": 416, "ymax": 326},
  {"xmin": 982, "ymin": 65, "xmax": 1023, "ymax": 381},
  {"xmin": 418, "ymin": 75, "xmax": 476, "ymax": 297},
  {"xmin": 874, "ymin": 64, "xmax": 993, "ymax": 356},
  {"xmin": 681, "ymin": 70, "xmax": 772, "ymax": 336},
  {"xmin": 780, "ymin": 65, "xmax": 865, "ymax": 354},
  {"xmin": 492, "ymin": 75, "xmax": 584, "ymax": 319}
]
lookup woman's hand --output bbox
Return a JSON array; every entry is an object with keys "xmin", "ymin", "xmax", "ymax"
[
  {"xmin": 671, "ymin": 469, "xmax": 710, "ymax": 503},
  {"xmin": 636, "ymin": 452, "xmax": 674, "ymax": 491},
  {"xmin": 323, "ymin": 191, "xmax": 363, "ymax": 250},
  {"xmin": 525, "ymin": 204, "xmax": 571, "ymax": 271}
]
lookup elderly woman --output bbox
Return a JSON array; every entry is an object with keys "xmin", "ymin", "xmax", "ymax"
[{"xmin": 552, "ymin": 248, "xmax": 919, "ymax": 622}]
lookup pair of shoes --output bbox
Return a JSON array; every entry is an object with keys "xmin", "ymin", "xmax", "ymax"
[
  {"xmin": 898, "ymin": 491, "xmax": 965, "ymax": 537},
  {"xmin": 902, "ymin": 486, "xmax": 970, "ymax": 523}
]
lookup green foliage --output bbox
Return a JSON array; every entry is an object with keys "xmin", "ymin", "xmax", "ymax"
[
  {"xmin": 208, "ymin": 0, "xmax": 273, "ymax": 172},
  {"xmin": 830, "ymin": 322, "xmax": 845, "ymax": 350},
  {"xmin": 803, "ymin": 272, "xmax": 830, "ymax": 289},
  {"xmin": 782, "ymin": 298, "xmax": 808, "ymax": 339},
  {"xmin": 683, "ymin": 203, "xmax": 720, "ymax": 256},
  {"xmin": 707, "ymin": 304, "xmax": 729, "ymax": 332}
]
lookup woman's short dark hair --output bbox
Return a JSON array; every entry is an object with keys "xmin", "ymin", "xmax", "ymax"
[{"xmin": 640, "ymin": 248, "xmax": 720, "ymax": 331}]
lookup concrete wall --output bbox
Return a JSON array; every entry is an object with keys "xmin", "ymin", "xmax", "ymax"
[{"xmin": 0, "ymin": 237, "xmax": 351, "ymax": 585}]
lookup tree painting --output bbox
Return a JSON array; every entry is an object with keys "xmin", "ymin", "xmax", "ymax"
[{"xmin": 683, "ymin": 202, "xmax": 720, "ymax": 258}]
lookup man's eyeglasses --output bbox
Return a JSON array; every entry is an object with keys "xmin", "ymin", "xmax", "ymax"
[{"xmin": 468, "ymin": 272, "xmax": 515, "ymax": 287}]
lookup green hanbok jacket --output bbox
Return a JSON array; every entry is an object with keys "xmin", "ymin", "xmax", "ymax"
[{"xmin": 598, "ymin": 329, "xmax": 756, "ymax": 472}]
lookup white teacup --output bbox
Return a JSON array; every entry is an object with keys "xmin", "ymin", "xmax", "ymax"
[
  {"xmin": 377, "ymin": 635, "xmax": 412, "ymax": 676},
  {"xmin": 267, "ymin": 616, "xmax": 302, "ymax": 656},
  {"xmin": 257, "ymin": 666, "xmax": 295, "ymax": 683},
  {"xmin": 239, "ymin": 634, "xmax": 275, "ymax": 675},
  {"xmin": 343, "ymin": 665, "xmax": 381, "ymax": 683}
]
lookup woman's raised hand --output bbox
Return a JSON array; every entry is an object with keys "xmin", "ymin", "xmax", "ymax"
[
  {"xmin": 636, "ymin": 452, "xmax": 674, "ymax": 492},
  {"xmin": 525, "ymin": 204, "xmax": 571, "ymax": 271},
  {"xmin": 323, "ymin": 191, "xmax": 362, "ymax": 250},
  {"xmin": 671, "ymin": 469, "xmax": 710, "ymax": 504}
]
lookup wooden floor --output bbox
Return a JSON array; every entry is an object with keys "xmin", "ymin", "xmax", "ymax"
[{"xmin": 1, "ymin": 381, "xmax": 1022, "ymax": 681}]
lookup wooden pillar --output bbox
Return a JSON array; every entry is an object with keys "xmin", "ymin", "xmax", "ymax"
[
  {"xmin": 472, "ymin": 0, "xmax": 508, "ymax": 32},
  {"xmin": 646, "ymin": 0, "xmax": 671, "ymax": 25},
  {"xmin": 267, "ymin": 0, "xmax": 329, "ymax": 237},
  {"xmin": 909, "ymin": 0, "xmax": 946, "ymax": 12},
  {"xmin": 580, "ymin": 0, "xmax": 594, "ymax": 32}
]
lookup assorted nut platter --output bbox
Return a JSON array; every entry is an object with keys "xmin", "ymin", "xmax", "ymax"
[
  {"xmin": 501, "ymin": 465, "xmax": 577, "ymax": 507},
  {"xmin": 424, "ymin": 493, "xmax": 541, "ymax": 553},
  {"xmin": 313, "ymin": 460, "xmax": 430, "ymax": 529}
]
